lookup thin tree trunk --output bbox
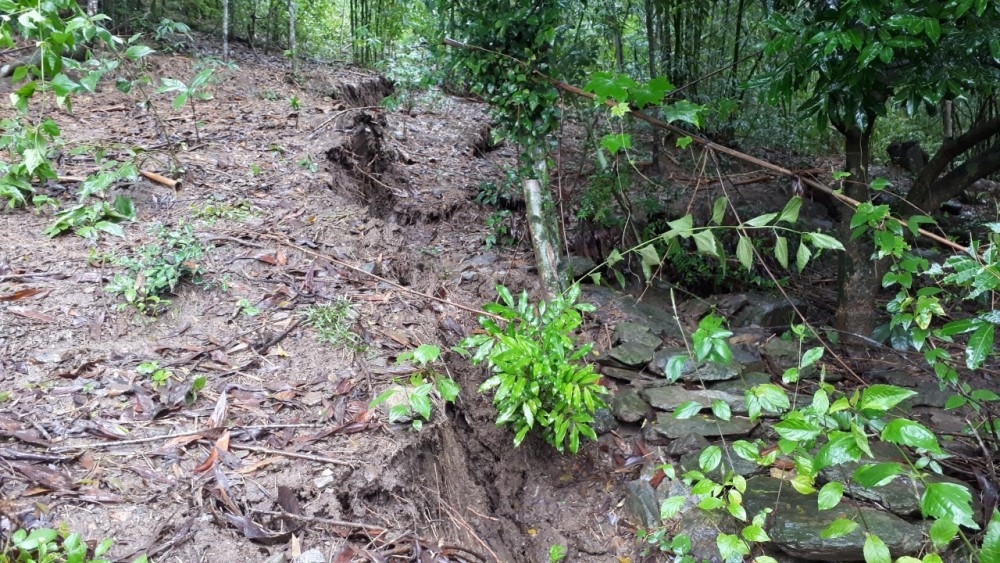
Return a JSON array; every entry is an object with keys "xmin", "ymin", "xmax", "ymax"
[
  {"xmin": 87, "ymin": 0, "xmax": 97, "ymax": 16},
  {"xmin": 222, "ymin": 0, "xmax": 229, "ymax": 62},
  {"xmin": 288, "ymin": 0, "xmax": 297, "ymax": 73},
  {"xmin": 523, "ymin": 147, "xmax": 563, "ymax": 300},
  {"xmin": 833, "ymin": 120, "xmax": 879, "ymax": 343},
  {"xmin": 644, "ymin": 0, "xmax": 660, "ymax": 171}
]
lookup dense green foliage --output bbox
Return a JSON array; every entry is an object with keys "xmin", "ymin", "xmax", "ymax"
[{"xmin": 457, "ymin": 284, "xmax": 607, "ymax": 454}]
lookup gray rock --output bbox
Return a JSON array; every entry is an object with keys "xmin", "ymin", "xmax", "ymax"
[
  {"xmin": 591, "ymin": 406, "xmax": 619, "ymax": 434},
  {"xmin": 607, "ymin": 340, "xmax": 657, "ymax": 367},
  {"xmin": 624, "ymin": 479, "xmax": 661, "ymax": 528},
  {"xmin": 560, "ymin": 255, "xmax": 598, "ymax": 280},
  {"xmin": 379, "ymin": 384, "xmax": 416, "ymax": 423},
  {"xmin": 656, "ymin": 479, "xmax": 743, "ymax": 562},
  {"xmin": 730, "ymin": 292, "xmax": 805, "ymax": 330},
  {"xmin": 730, "ymin": 340, "xmax": 766, "ymax": 372},
  {"xmin": 761, "ymin": 338, "xmax": 825, "ymax": 381},
  {"xmin": 601, "ymin": 366, "xmax": 658, "ymax": 383},
  {"xmin": 649, "ymin": 347, "xmax": 740, "ymax": 382},
  {"xmin": 582, "ymin": 286, "xmax": 687, "ymax": 340},
  {"xmin": 743, "ymin": 476, "xmax": 925, "ymax": 561},
  {"xmin": 819, "ymin": 441, "xmax": 976, "ymax": 518},
  {"xmin": 651, "ymin": 412, "xmax": 757, "ymax": 439},
  {"xmin": 641, "ymin": 385, "xmax": 747, "ymax": 414},
  {"xmin": 611, "ymin": 388, "xmax": 650, "ymax": 422},
  {"xmin": 710, "ymin": 371, "xmax": 771, "ymax": 394},
  {"xmin": 664, "ymin": 432, "xmax": 711, "ymax": 456},
  {"xmin": 614, "ymin": 322, "xmax": 663, "ymax": 349}
]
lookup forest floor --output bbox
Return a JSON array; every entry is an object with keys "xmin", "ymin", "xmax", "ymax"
[{"xmin": 0, "ymin": 42, "xmax": 640, "ymax": 562}]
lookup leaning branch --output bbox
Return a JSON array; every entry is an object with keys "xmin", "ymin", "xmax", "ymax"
[{"xmin": 441, "ymin": 37, "xmax": 967, "ymax": 255}]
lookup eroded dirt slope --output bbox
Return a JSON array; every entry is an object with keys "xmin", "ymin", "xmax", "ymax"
[{"xmin": 0, "ymin": 43, "xmax": 633, "ymax": 562}]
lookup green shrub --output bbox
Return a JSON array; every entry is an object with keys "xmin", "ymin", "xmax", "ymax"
[{"xmin": 457, "ymin": 284, "xmax": 607, "ymax": 454}]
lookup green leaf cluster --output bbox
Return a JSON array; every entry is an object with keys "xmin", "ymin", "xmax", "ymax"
[
  {"xmin": 457, "ymin": 284, "xmax": 607, "ymax": 454},
  {"xmin": 371, "ymin": 345, "xmax": 460, "ymax": 432},
  {"xmin": 105, "ymin": 223, "xmax": 206, "ymax": 314},
  {"xmin": 0, "ymin": 526, "xmax": 146, "ymax": 563}
]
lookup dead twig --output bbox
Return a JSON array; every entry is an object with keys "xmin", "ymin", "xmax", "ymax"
[{"xmin": 228, "ymin": 444, "xmax": 357, "ymax": 467}]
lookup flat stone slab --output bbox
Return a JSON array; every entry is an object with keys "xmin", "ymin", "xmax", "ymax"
[
  {"xmin": 641, "ymin": 385, "xmax": 746, "ymax": 414},
  {"xmin": 743, "ymin": 476, "xmax": 924, "ymax": 561},
  {"xmin": 650, "ymin": 348, "xmax": 741, "ymax": 382},
  {"xmin": 601, "ymin": 366, "xmax": 659, "ymax": 383},
  {"xmin": 651, "ymin": 412, "xmax": 756, "ymax": 439},
  {"xmin": 607, "ymin": 340, "xmax": 657, "ymax": 367},
  {"xmin": 614, "ymin": 321, "xmax": 663, "ymax": 349}
]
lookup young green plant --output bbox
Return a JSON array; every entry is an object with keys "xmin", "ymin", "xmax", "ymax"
[
  {"xmin": 456, "ymin": 283, "xmax": 607, "ymax": 454},
  {"xmin": 370, "ymin": 344, "xmax": 460, "ymax": 431}
]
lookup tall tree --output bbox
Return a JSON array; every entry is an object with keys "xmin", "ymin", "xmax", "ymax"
[
  {"xmin": 766, "ymin": 0, "xmax": 1000, "ymax": 341},
  {"xmin": 442, "ymin": 0, "xmax": 568, "ymax": 298}
]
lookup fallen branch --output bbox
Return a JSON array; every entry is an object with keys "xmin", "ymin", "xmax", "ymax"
[
  {"xmin": 140, "ymin": 169, "xmax": 182, "ymax": 190},
  {"xmin": 441, "ymin": 37, "xmax": 967, "ymax": 255}
]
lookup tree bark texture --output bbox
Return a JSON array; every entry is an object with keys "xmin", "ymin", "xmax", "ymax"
[
  {"xmin": 905, "ymin": 117, "xmax": 1000, "ymax": 213},
  {"xmin": 523, "ymin": 150, "xmax": 563, "ymax": 300},
  {"xmin": 833, "ymin": 123, "xmax": 880, "ymax": 343}
]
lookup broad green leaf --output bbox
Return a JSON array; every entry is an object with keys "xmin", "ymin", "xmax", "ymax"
[
  {"xmin": 817, "ymin": 482, "xmax": 843, "ymax": 510},
  {"xmin": 732, "ymin": 440, "xmax": 759, "ymax": 461},
  {"xmin": 736, "ymin": 236, "xmax": 753, "ymax": 271},
  {"xmin": 982, "ymin": 510, "xmax": 1000, "ymax": 563},
  {"xmin": 636, "ymin": 244, "xmax": 660, "ymax": 280},
  {"xmin": 863, "ymin": 533, "xmax": 890, "ymax": 563},
  {"xmin": 821, "ymin": 517, "xmax": 858, "ymax": 539},
  {"xmin": 607, "ymin": 248, "xmax": 623, "ymax": 266},
  {"xmin": 660, "ymin": 496, "xmax": 686, "ymax": 519},
  {"xmin": 711, "ymin": 399, "xmax": 732, "ymax": 421},
  {"xmin": 778, "ymin": 196, "xmax": 802, "ymax": 223},
  {"xmin": 880, "ymin": 419, "xmax": 941, "ymax": 453},
  {"xmin": 712, "ymin": 196, "xmax": 728, "ymax": 225},
  {"xmin": 662, "ymin": 99, "xmax": 704, "ymax": 127},
  {"xmin": 699, "ymin": 445, "xmax": 722, "ymax": 472},
  {"xmin": 410, "ymin": 393, "xmax": 431, "ymax": 420},
  {"xmin": 436, "ymin": 377, "xmax": 460, "ymax": 402},
  {"xmin": 742, "ymin": 524, "xmax": 769, "ymax": 542},
  {"xmin": 928, "ymin": 517, "xmax": 959, "ymax": 551},
  {"xmin": 124, "ymin": 45, "xmax": 155, "ymax": 60},
  {"xmin": 921, "ymin": 482, "xmax": 978, "ymax": 529},
  {"xmin": 773, "ymin": 418, "xmax": 822, "ymax": 441},
  {"xmin": 966, "ymin": 323, "xmax": 994, "ymax": 370},
  {"xmin": 796, "ymin": 241, "xmax": 812, "ymax": 272},
  {"xmin": 800, "ymin": 346, "xmax": 823, "ymax": 368},
  {"xmin": 692, "ymin": 230, "xmax": 718, "ymax": 256},
  {"xmin": 858, "ymin": 384, "xmax": 916, "ymax": 412},
  {"xmin": 673, "ymin": 401, "xmax": 703, "ymax": 419},
  {"xmin": 744, "ymin": 212, "xmax": 777, "ymax": 227},
  {"xmin": 804, "ymin": 232, "xmax": 844, "ymax": 250},
  {"xmin": 716, "ymin": 533, "xmax": 750, "ymax": 560},
  {"xmin": 775, "ymin": 235, "xmax": 788, "ymax": 268},
  {"xmin": 412, "ymin": 344, "xmax": 440, "ymax": 365},
  {"xmin": 815, "ymin": 431, "xmax": 862, "ymax": 471},
  {"xmin": 852, "ymin": 462, "xmax": 903, "ymax": 487}
]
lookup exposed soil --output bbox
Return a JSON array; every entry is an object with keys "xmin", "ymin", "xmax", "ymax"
[{"xmin": 0, "ymin": 43, "xmax": 633, "ymax": 562}]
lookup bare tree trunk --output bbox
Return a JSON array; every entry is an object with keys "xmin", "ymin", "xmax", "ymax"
[
  {"xmin": 523, "ymin": 147, "xmax": 563, "ymax": 300},
  {"xmin": 222, "ymin": 0, "xmax": 230, "ymax": 62},
  {"xmin": 86, "ymin": 0, "xmax": 97, "ymax": 16},
  {"xmin": 644, "ymin": 0, "xmax": 660, "ymax": 171},
  {"xmin": 288, "ymin": 0, "xmax": 297, "ymax": 73},
  {"xmin": 833, "ymin": 119, "xmax": 879, "ymax": 344}
]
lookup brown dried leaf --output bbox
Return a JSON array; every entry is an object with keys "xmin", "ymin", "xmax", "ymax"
[
  {"xmin": 0, "ymin": 288, "xmax": 45, "ymax": 302},
  {"xmin": 193, "ymin": 447, "xmax": 219, "ymax": 474},
  {"xmin": 7, "ymin": 308, "xmax": 56, "ymax": 323},
  {"xmin": 221, "ymin": 513, "xmax": 292, "ymax": 545},
  {"xmin": 10, "ymin": 461, "xmax": 75, "ymax": 491}
]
